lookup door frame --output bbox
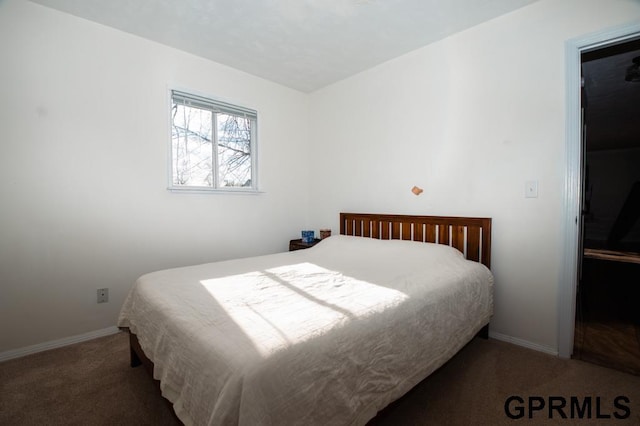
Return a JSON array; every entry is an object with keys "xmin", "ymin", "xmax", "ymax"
[{"xmin": 559, "ymin": 20, "xmax": 640, "ymax": 359}]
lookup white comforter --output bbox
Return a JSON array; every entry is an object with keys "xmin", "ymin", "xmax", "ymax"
[{"xmin": 118, "ymin": 235, "xmax": 493, "ymax": 426}]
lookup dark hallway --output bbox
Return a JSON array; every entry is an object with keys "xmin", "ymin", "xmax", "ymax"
[
  {"xmin": 574, "ymin": 256, "xmax": 640, "ymax": 375},
  {"xmin": 573, "ymin": 37, "xmax": 640, "ymax": 375}
]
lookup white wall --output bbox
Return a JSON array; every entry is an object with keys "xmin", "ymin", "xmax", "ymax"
[
  {"xmin": 308, "ymin": 0, "xmax": 640, "ymax": 353},
  {"xmin": 0, "ymin": 0, "xmax": 310, "ymax": 353}
]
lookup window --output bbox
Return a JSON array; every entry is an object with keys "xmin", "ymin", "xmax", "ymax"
[{"xmin": 169, "ymin": 90, "xmax": 257, "ymax": 191}]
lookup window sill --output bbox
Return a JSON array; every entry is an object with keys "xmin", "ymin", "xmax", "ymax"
[{"xmin": 167, "ymin": 187, "xmax": 264, "ymax": 195}]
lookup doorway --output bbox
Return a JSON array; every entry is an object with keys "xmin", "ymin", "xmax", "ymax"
[{"xmin": 573, "ymin": 38, "xmax": 640, "ymax": 375}]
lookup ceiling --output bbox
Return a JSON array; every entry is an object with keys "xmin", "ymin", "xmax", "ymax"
[
  {"xmin": 582, "ymin": 38, "xmax": 640, "ymax": 152},
  {"xmin": 30, "ymin": 0, "xmax": 538, "ymax": 93}
]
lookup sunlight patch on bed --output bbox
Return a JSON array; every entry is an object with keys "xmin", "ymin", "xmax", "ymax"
[{"xmin": 199, "ymin": 262, "xmax": 408, "ymax": 356}]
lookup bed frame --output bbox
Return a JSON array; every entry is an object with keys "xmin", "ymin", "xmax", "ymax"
[{"xmin": 127, "ymin": 212, "xmax": 493, "ymax": 420}]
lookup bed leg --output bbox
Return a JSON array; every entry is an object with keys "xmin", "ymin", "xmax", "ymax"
[
  {"xmin": 129, "ymin": 333, "xmax": 142, "ymax": 368},
  {"xmin": 478, "ymin": 324, "xmax": 489, "ymax": 339}
]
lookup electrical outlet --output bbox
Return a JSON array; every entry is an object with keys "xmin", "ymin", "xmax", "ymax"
[{"xmin": 97, "ymin": 288, "xmax": 109, "ymax": 304}]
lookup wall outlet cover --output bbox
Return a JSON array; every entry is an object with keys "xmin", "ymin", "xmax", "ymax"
[{"xmin": 97, "ymin": 288, "xmax": 109, "ymax": 303}]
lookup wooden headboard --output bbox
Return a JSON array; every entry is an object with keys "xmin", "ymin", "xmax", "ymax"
[{"xmin": 340, "ymin": 212, "xmax": 492, "ymax": 269}]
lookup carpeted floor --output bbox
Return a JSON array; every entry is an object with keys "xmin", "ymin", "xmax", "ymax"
[{"xmin": 1, "ymin": 332, "xmax": 639, "ymax": 425}]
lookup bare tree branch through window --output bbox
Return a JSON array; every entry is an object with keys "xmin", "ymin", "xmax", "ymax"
[{"xmin": 170, "ymin": 91, "xmax": 257, "ymax": 191}]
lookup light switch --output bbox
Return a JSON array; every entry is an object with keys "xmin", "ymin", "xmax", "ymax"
[{"xmin": 525, "ymin": 180, "xmax": 538, "ymax": 198}]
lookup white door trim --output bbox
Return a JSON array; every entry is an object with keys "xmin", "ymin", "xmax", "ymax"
[{"xmin": 559, "ymin": 20, "xmax": 640, "ymax": 359}]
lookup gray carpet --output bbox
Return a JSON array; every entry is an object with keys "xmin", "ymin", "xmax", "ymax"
[{"xmin": 1, "ymin": 332, "xmax": 639, "ymax": 425}]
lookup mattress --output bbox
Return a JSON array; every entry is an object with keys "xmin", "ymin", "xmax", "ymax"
[{"xmin": 118, "ymin": 235, "xmax": 493, "ymax": 425}]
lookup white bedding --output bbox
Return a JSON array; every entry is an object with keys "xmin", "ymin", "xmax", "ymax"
[{"xmin": 118, "ymin": 235, "xmax": 493, "ymax": 426}]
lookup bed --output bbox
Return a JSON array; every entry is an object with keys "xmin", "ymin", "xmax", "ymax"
[{"xmin": 118, "ymin": 212, "xmax": 493, "ymax": 425}]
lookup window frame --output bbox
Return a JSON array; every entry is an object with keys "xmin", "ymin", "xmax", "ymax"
[{"xmin": 167, "ymin": 87, "xmax": 259, "ymax": 194}]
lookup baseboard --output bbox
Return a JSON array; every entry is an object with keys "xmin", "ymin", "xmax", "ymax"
[
  {"xmin": 489, "ymin": 331, "xmax": 559, "ymax": 356},
  {"xmin": 0, "ymin": 326, "xmax": 121, "ymax": 363}
]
